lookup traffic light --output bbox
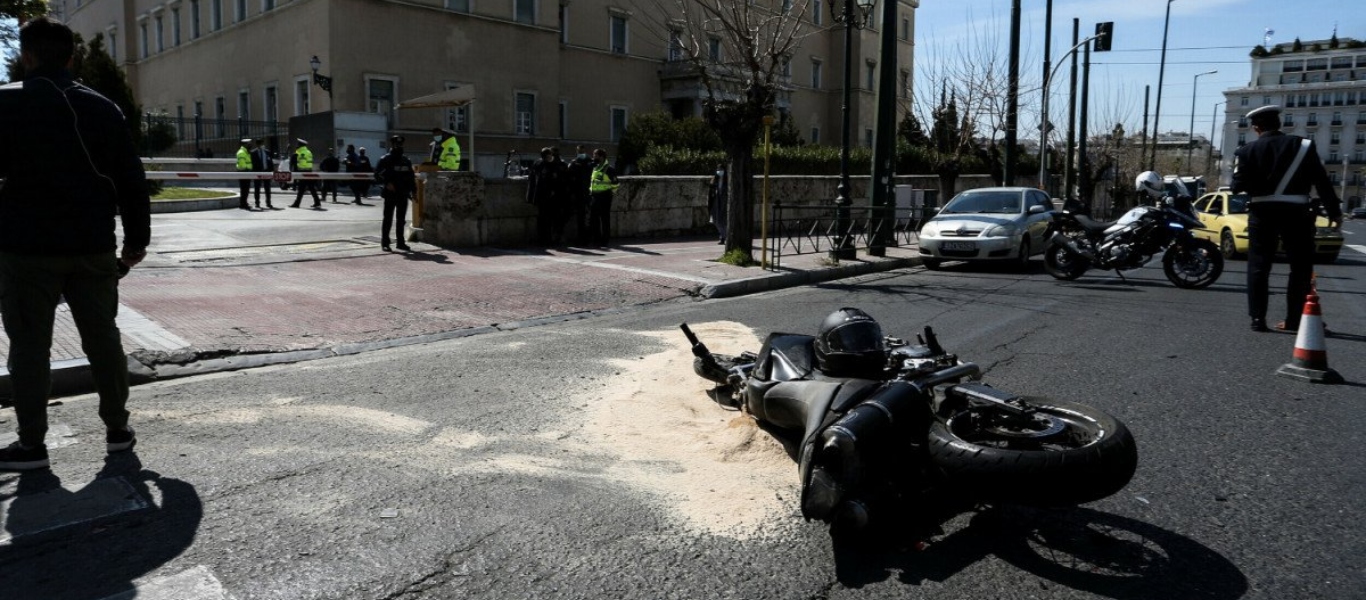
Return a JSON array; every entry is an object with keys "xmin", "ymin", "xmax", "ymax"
[{"xmin": 1094, "ymin": 22, "xmax": 1114, "ymax": 52}]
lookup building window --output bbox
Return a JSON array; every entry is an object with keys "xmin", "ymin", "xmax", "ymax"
[
  {"xmin": 295, "ymin": 78, "xmax": 310, "ymax": 115},
  {"xmin": 810, "ymin": 126, "xmax": 820, "ymax": 144},
  {"xmin": 171, "ymin": 8, "xmax": 181, "ymax": 46},
  {"xmin": 515, "ymin": 92, "xmax": 536, "ymax": 135},
  {"xmin": 781, "ymin": 56, "xmax": 791, "ymax": 78},
  {"xmin": 176, "ymin": 105, "xmax": 185, "ymax": 138},
  {"xmin": 446, "ymin": 83, "xmax": 470, "ymax": 133},
  {"xmin": 264, "ymin": 85, "xmax": 278, "ymax": 122},
  {"xmin": 238, "ymin": 89, "xmax": 250, "ymax": 119},
  {"xmin": 367, "ymin": 77, "xmax": 397, "ymax": 125},
  {"xmin": 1239, "ymin": 96, "xmax": 1248, "ymax": 107},
  {"xmin": 1332, "ymin": 111, "xmax": 1342, "ymax": 125},
  {"xmin": 193, "ymin": 100, "xmax": 204, "ymax": 140},
  {"xmin": 1330, "ymin": 130, "xmax": 1341, "ymax": 145},
  {"xmin": 558, "ymin": 3, "xmax": 568, "ymax": 43},
  {"xmin": 154, "ymin": 14, "xmax": 164, "ymax": 52},
  {"xmin": 235, "ymin": 0, "xmax": 245, "ymax": 23},
  {"xmin": 668, "ymin": 30, "xmax": 683, "ymax": 61},
  {"xmin": 107, "ymin": 29, "xmax": 117, "ymax": 60},
  {"xmin": 1307, "ymin": 112, "xmax": 1318, "ymax": 126},
  {"xmin": 1356, "ymin": 131, "xmax": 1365, "ymax": 145},
  {"xmin": 558, "ymin": 100, "xmax": 568, "ymax": 139},
  {"xmin": 781, "ymin": 0, "xmax": 792, "ymax": 13},
  {"xmin": 214, "ymin": 96, "xmax": 226, "ymax": 137},
  {"xmin": 211, "ymin": 0, "xmax": 222, "ymax": 31},
  {"xmin": 865, "ymin": 61, "xmax": 876, "ymax": 90},
  {"xmin": 610, "ymin": 106, "xmax": 628, "ymax": 142},
  {"xmin": 900, "ymin": 70, "xmax": 909, "ymax": 98},
  {"xmin": 707, "ymin": 36, "xmax": 721, "ymax": 63},
  {"xmin": 813, "ymin": 0, "xmax": 822, "ymax": 25},
  {"xmin": 811, "ymin": 59, "xmax": 822, "ymax": 88},
  {"xmin": 900, "ymin": 15, "xmax": 910, "ymax": 40},
  {"xmin": 610, "ymin": 15, "xmax": 628, "ymax": 54},
  {"xmin": 515, "ymin": 0, "xmax": 534, "ymax": 25},
  {"xmin": 263, "ymin": 0, "xmax": 275, "ymax": 10},
  {"xmin": 139, "ymin": 21, "xmax": 148, "ymax": 58},
  {"xmin": 1237, "ymin": 132, "xmax": 1246, "ymax": 146},
  {"xmin": 1328, "ymin": 151, "xmax": 1339, "ymax": 163},
  {"xmin": 190, "ymin": 0, "xmax": 201, "ymax": 38},
  {"xmin": 445, "ymin": 0, "xmax": 469, "ymax": 11},
  {"xmin": 864, "ymin": 128, "xmax": 874, "ymax": 148},
  {"xmin": 1283, "ymin": 113, "xmax": 1294, "ymax": 126}
]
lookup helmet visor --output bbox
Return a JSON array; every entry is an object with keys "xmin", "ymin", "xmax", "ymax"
[{"xmin": 822, "ymin": 321, "xmax": 884, "ymax": 353}]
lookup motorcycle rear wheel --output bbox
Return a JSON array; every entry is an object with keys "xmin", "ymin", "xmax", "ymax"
[
  {"xmin": 1162, "ymin": 239, "xmax": 1223, "ymax": 289},
  {"xmin": 927, "ymin": 398, "xmax": 1138, "ymax": 507},
  {"xmin": 1042, "ymin": 243, "xmax": 1088, "ymax": 280}
]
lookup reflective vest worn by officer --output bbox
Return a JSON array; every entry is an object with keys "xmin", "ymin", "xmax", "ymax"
[
  {"xmin": 438, "ymin": 136, "xmax": 461, "ymax": 170},
  {"xmin": 294, "ymin": 145, "xmax": 314, "ymax": 172},
  {"xmin": 236, "ymin": 145, "xmax": 252, "ymax": 171},
  {"xmin": 590, "ymin": 162, "xmax": 619, "ymax": 195}
]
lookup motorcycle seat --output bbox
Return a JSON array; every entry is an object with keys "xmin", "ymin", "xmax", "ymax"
[{"xmin": 1073, "ymin": 214, "xmax": 1115, "ymax": 234}]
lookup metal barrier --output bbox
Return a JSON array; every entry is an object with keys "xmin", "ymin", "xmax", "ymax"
[
  {"xmin": 144, "ymin": 172, "xmax": 377, "ymax": 182},
  {"xmin": 767, "ymin": 202, "xmax": 929, "ymax": 270}
]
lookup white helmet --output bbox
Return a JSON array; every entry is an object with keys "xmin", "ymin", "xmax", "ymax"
[{"xmin": 1135, "ymin": 171, "xmax": 1164, "ymax": 200}]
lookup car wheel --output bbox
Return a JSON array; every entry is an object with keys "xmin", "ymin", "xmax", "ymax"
[
  {"xmin": 923, "ymin": 258, "xmax": 942, "ymax": 271},
  {"xmin": 1220, "ymin": 229, "xmax": 1241, "ymax": 260},
  {"xmin": 1315, "ymin": 251, "xmax": 1340, "ymax": 264}
]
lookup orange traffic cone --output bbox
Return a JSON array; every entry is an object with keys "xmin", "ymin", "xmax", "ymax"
[{"xmin": 1276, "ymin": 291, "xmax": 1343, "ymax": 384}]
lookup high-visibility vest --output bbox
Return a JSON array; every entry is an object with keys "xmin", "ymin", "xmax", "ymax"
[
  {"xmin": 438, "ymin": 137, "xmax": 461, "ymax": 170},
  {"xmin": 590, "ymin": 163, "xmax": 618, "ymax": 193},
  {"xmin": 236, "ymin": 146, "xmax": 252, "ymax": 171},
  {"xmin": 295, "ymin": 146, "xmax": 314, "ymax": 171}
]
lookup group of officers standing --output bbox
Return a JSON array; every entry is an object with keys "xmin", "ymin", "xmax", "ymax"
[
  {"xmin": 233, "ymin": 128, "xmax": 463, "ymax": 252},
  {"xmin": 524, "ymin": 145, "xmax": 619, "ymax": 247}
]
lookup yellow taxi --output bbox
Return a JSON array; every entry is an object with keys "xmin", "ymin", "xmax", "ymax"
[{"xmin": 1192, "ymin": 190, "xmax": 1343, "ymax": 263}]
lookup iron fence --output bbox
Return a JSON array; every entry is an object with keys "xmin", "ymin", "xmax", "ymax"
[
  {"xmin": 142, "ymin": 114, "xmax": 289, "ymax": 158},
  {"xmin": 766, "ymin": 202, "xmax": 933, "ymax": 270}
]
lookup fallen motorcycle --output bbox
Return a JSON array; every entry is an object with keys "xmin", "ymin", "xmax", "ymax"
[{"xmin": 681, "ymin": 308, "xmax": 1138, "ymax": 530}]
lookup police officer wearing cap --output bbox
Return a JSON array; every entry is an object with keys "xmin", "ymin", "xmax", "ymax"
[
  {"xmin": 374, "ymin": 135, "xmax": 416, "ymax": 252},
  {"xmin": 289, "ymin": 138, "xmax": 323, "ymax": 209},
  {"xmin": 235, "ymin": 138, "xmax": 253, "ymax": 210},
  {"xmin": 1232, "ymin": 105, "xmax": 1343, "ymax": 332}
]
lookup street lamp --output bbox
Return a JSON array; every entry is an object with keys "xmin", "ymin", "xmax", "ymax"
[
  {"xmin": 1149, "ymin": 0, "xmax": 1175, "ymax": 169},
  {"xmin": 829, "ymin": 0, "xmax": 876, "ymax": 260},
  {"xmin": 1206, "ymin": 101, "xmax": 1225, "ymax": 180},
  {"xmin": 310, "ymin": 55, "xmax": 333, "ymax": 99},
  {"xmin": 1037, "ymin": 32, "xmax": 1108, "ymax": 191},
  {"xmin": 1186, "ymin": 69, "xmax": 1216, "ymax": 172}
]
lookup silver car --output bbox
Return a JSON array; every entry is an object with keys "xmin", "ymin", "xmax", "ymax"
[{"xmin": 917, "ymin": 187, "xmax": 1055, "ymax": 270}]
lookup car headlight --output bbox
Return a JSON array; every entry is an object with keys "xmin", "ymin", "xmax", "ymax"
[
  {"xmin": 983, "ymin": 224, "xmax": 1016, "ymax": 238},
  {"xmin": 920, "ymin": 222, "xmax": 940, "ymax": 236}
]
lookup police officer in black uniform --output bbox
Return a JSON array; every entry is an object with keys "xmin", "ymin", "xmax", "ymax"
[
  {"xmin": 1232, "ymin": 105, "xmax": 1343, "ymax": 332},
  {"xmin": 374, "ymin": 135, "xmax": 415, "ymax": 252}
]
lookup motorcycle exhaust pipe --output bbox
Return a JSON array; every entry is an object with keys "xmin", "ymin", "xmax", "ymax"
[{"xmin": 1048, "ymin": 232, "xmax": 1096, "ymax": 261}]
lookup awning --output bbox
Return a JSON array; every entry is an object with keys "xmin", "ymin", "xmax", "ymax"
[{"xmin": 396, "ymin": 86, "xmax": 477, "ymax": 109}]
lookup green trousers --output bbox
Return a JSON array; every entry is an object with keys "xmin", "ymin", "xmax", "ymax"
[{"xmin": 0, "ymin": 251, "xmax": 130, "ymax": 448}]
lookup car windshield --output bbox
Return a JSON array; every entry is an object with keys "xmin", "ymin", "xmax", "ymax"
[
  {"xmin": 1228, "ymin": 194, "xmax": 1249, "ymax": 214},
  {"xmin": 940, "ymin": 191, "xmax": 1022, "ymax": 215}
]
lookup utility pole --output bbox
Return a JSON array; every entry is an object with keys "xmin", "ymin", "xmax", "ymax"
[
  {"xmin": 1064, "ymin": 19, "xmax": 1079, "ymax": 202},
  {"xmin": 1004, "ymin": 0, "xmax": 1021, "ymax": 185}
]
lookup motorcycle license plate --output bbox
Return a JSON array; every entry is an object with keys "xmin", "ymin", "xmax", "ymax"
[{"xmin": 943, "ymin": 241, "xmax": 977, "ymax": 251}]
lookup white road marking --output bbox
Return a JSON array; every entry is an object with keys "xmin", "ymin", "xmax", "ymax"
[
  {"xmin": 98, "ymin": 566, "xmax": 232, "ymax": 600},
  {"xmin": 1346, "ymin": 244, "xmax": 1366, "ymax": 255},
  {"xmin": 115, "ymin": 303, "xmax": 192, "ymax": 351},
  {"xmin": 0, "ymin": 476, "xmax": 147, "ymax": 545}
]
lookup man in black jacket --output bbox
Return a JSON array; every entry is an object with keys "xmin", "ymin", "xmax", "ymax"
[
  {"xmin": 374, "ymin": 136, "xmax": 416, "ymax": 252},
  {"xmin": 0, "ymin": 17, "xmax": 150, "ymax": 470},
  {"xmin": 1232, "ymin": 105, "xmax": 1343, "ymax": 332},
  {"xmin": 250, "ymin": 138, "xmax": 275, "ymax": 209}
]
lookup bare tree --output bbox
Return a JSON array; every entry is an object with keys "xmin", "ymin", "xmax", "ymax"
[{"xmin": 630, "ymin": 0, "xmax": 809, "ymax": 262}]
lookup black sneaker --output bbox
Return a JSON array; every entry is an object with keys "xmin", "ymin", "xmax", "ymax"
[
  {"xmin": 0, "ymin": 440, "xmax": 50, "ymax": 471},
  {"xmin": 107, "ymin": 427, "xmax": 137, "ymax": 453},
  {"xmin": 395, "ymin": 243, "xmax": 411, "ymax": 252},
  {"xmin": 1250, "ymin": 318, "xmax": 1269, "ymax": 332}
]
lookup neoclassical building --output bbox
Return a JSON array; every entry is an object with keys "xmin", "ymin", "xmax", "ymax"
[
  {"xmin": 1221, "ymin": 38, "xmax": 1366, "ymax": 203},
  {"xmin": 58, "ymin": 0, "xmax": 918, "ymax": 175}
]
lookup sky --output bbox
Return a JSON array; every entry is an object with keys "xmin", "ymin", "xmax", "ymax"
[{"xmin": 912, "ymin": 0, "xmax": 1365, "ymax": 149}]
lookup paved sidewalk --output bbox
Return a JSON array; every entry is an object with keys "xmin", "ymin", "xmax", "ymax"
[{"xmin": 0, "ymin": 230, "xmax": 922, "ymax": 397}]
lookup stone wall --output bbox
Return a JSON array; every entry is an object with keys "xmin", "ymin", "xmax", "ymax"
[{"xmin": 418, "ymin": 173, "xmax": 998, "ymax": 248}]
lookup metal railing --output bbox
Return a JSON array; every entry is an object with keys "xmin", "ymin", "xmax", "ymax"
[
  {"xmin": 766, "ymin": 202, "xmax": 932, "ymax": 270},
  {"xmin": 142, "ymin": 114, "xmax": 289, "ymax": 159}
]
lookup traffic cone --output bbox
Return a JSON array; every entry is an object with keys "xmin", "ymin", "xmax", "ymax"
[{"xmin": 1276, "ymin": 291, "xmax": 1343, "ymax": 384}]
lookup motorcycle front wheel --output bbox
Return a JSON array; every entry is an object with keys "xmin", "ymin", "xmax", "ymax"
[
  {"xmin": 1162, "ymin": 239, "xmax": 1223, "ymax": 289},
  {"xmin": 1042, "ymin": 242, "xmax": 1088, "ymax": 280},
  {"xmin": 927, "ymin": 398, "xmax": 1138, "ymax": 507}
]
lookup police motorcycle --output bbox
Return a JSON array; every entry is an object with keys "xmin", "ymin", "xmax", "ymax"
[
  {"xmin": 680, "ymin": 309, "xmax": 1138, "ymax": 530},
  {"xmin": 1042, "ymin": 171, "xmax": 1223, "ymax": 288}
]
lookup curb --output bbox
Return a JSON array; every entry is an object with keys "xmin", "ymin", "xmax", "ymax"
[{"xmin": 701, "ymin": 256, "xmax": 922, "ymax": 298}]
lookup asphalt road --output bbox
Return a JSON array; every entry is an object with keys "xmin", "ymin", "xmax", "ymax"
[{"xmin": 2, "ymin": 220, "xmax": 1363, "ymax": 599}]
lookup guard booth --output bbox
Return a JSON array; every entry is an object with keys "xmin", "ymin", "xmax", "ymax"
[{"xmin": 394, "ymin": 86, "xmax": 477, "ymax": 235}]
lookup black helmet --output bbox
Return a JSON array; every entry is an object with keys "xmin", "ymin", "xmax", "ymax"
[{"xmin": 814, "ymin": 308, "xmax": 886, "ymax": 377}]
